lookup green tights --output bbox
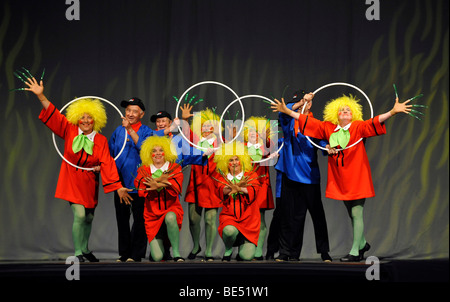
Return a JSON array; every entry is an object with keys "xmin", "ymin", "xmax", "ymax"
[
  {"xmin": 70, "ymin": 204, "xmax": 95, "ymax": 256},
  {"xmin": 344, "ymin": 199, "xmax": 367, "ymax": 256},
  {"xmin": 188, "ymin": 203, "xmax": 217, "ymax": 258},
  {"xmin": 255, "ymin": 210, "xmax": 267, "ymax": 258},
  {"xmin": 150, "ymin": 212, "xmax": 181, "ymax": 261},
  {"xmin": 222, "ymin": 225, "xmax": 256, "ymax": 261}
]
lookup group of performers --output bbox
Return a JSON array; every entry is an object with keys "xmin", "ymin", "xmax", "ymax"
[{"xmin": 16, "ymin": 68, "xmax": 423, "ymax": 263}]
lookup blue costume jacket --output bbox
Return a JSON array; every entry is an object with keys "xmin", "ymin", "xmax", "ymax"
[{"xmin": 275, "ymin": 103, "xmax": 327, "ymax": 184}]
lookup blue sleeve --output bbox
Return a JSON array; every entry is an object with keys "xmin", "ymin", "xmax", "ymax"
[{"xmin": 172, "ymin": 134, "xmax": 206, "ymax": 166}]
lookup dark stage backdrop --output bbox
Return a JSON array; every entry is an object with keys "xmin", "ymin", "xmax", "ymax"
[{"xmin": 0, "ymin": 0, "xmax": 448, "ymax": 261}]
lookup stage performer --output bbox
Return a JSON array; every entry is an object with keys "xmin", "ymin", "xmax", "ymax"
[
  {"xmin": 181, "ymin": 106, "xmax": 222, "ymax": 261},
  {"xmin": 23, "ymin": 75, "xmax": 132, "ymax": 262},
  {"xmin": 213, "ymin": 142, "xmax": 261, "ymax": 261},
  {"xmin": 272, "ymin": 93, "xmax": 414, "ymax": 261},
  {"xmin": 109, "ymin": 98, "xmax": 169, "ymax": 262},
  {"xmin": 242, "ymin": 116, "xmax": 275, "ymax": 260},
  {"xmin": 150, "ymin": 109, "xmax": 211, "ymax": 167},
  {"xmin": 272, "ymin": 90, "xmax": 331, "ymax": 262},
  {"xmin": 134, "ymin": 136, "xmax": 185, "ymax": 262}
]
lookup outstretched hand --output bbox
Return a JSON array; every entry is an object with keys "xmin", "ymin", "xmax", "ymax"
[
  {"xmin": 24, "ymin": 77, "xmax": 44, "ymax": 96},
  {"xmin": 270, "ymin": 98, "xmax": 289, "ymax": 114},
  {"xmin": 390, "ymin": 97, "xmax": 412, "ymax": 116},
  {"xmin": 117, "ymin": 187, "xmax": 133, "ymax": 205}
]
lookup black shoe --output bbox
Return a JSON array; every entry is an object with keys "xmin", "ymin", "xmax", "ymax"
[
  {"xmin": 174, "ymin": 257, "xmax": 185, "ymax": 262},
  {"xmin": 265, "ymin": 253, "xmax": 275, "ymax": 260},
  {"xmin": 204, "ymin": 256, "xmax": 214, "ymax": 262},
  {"xmin": 187, "ymin": 247, "xmax": 201, "ymax": 260},
  {"xmin": 252, "ymin": 256, "xmax": 264, "ymax": 261},
  {"xmin": 321, "ymin": 252, "xmax": 332, "ymax": 262},
  {"xmin": 75, "ymin": 255, "xmax": 85, "ymax": 262},
  {"xmin": 82, "ymin": 252, "xmax": 99, "ymax": 262},
  {"xmin": 340, "ymin": 254, "xmax": 361, "ymax": 262},
  {"xmin": 222, "ymin": 255, "xmax": 232, "ymax": 262},
  {"xmin": 359, "ymin": 243, "xmax": 371, "ymax": 259}
]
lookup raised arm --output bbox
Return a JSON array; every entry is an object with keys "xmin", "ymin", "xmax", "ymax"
[
  {"xmin": 378, "ymin": 97, "xmax": 413, "ymax": 123},
  {"xmin": 24, "ymin": 76, "xmax": 50, "ymax": 110}
]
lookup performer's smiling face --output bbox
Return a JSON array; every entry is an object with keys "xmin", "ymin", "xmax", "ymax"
[
  {"xmin": 151, "ymin": 145, "xmax": 165, "ymax": 165},
  {"xmin": 78, "ymin": 113, "xmax": 94, "ymax": 134},
  {"xmin": 338, "ymin": 106, "xmax": 353, "ymax": 126},
  {"xmin": 155, "ymin": 117, "xmax": 172, "ymax": 131},
  {"xmin": 248, "ymin": 129, "xmax": 258, "ymax": 144},
  {"xmin": 125, "ymin": 105, "xmax": 145, "ymax": 125},
  {"xmin": 228, "ymin": 156, "xmax": 242, "ymax": 175},
  {"xmin": 202, "ymin": 121, "xmax": 214, "ymax": 137}
]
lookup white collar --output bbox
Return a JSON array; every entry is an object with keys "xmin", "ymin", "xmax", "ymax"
[
  {"xmin": 199, "ymin": 136, "xmax": 216, "ymax": 145},
  {"xmin": 78, "ymin": 128, "xmax": 97, "ymax": 142},
  {"xmin": 334, "ymin": 122, "xmax": 352, "ymax": 132},
  {"xmin": 227, "ymin": 171, "xmax": 243, "ymax": 181},
  {"xmin": 247, "ymin": 142, "xmax": 261, "ymax": 149},
  {"xmin": 150, "ymin": 161, "xmax": 170, "ymax": 173}
]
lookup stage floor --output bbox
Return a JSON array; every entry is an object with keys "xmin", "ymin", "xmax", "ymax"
[
  {"xmin": 0, "ymin": 259, "xmax": 447, "ymax": 282},
  {"xmin": 0, "ymin": 259, "xmax": 447, "ymax": 298}
]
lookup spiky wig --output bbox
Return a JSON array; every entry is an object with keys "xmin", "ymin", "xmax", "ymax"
[
  {"xmin": 214, "ymin": 141, "xmax": 253, "ymax": 174},
  {"xmin": 243, "ymin": 116, "xmax": 274, "ymax": 142},
  {"xmin": 65, "ymin": 98, "xmax": 107, "ymax": 132},
  {"xmin": 323, "ymin": 94, "xmax": 364, "ymax": 125},
  {"xmin": 190, "ymin": 108, "xmax": 222, "ymax": 138},
  {"xmin": 140, "ymin": 135, "xmax": 178, "ymax": 166}
]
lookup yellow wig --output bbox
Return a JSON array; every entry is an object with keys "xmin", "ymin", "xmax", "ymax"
[
  {"xmin": 65, "ymin": 98, "xmax": 107, "ymax": 132},
  {"xmin": 243, "ymin": 116, "xmax": 275, "ymax": 143},
  {"xmin": 191, "ymin": 108, "xmax": 222, "ymax": 138},
  {"xmin": 140, "ymin": 136, "xmax": 178, "ymax": 166},
  {"xmin": 323, "ymin": 94, "xmax": 364, "ymax": 125},
  {"xmin": 214, "ymin": 142, "xmax": 253, "ymax": 174}
]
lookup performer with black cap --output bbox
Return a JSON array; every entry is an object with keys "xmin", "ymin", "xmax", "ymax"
[
  {"xmin": 109, "ymin": 97, "xmax": 175, "ymax": 262},
  {"xmin": 272, "ymin": 90, "xmax": 332, "ymax": 262}
]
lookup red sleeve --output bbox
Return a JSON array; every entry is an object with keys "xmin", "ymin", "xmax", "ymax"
[
  {"xmin": 165, "ymin": 163, "xmax": 183, "ymax": 197},
  {"xmin": 357, "ymin": 115, "xmax": 387, "ymax": 138},
  {"xmin": 134, "ymin": 166, "xmax": 149, "ymax": 198},
  {"xmin": 244, "ymin": 172, "xmax": 260, "ymax": 204},
  {"xmin": 298, "ymin": 114, "xmax": 328, "ymax": 140},
  {"xmin": 39, "ymin": 102, "xmax": 71, "ymax": 139},
  {"xmin": 98, "ymin": 136, "xmax": 122, "ymax": 194}
]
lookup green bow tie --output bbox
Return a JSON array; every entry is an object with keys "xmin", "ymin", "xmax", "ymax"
[
  {"xmin": 199, "ymin": 139, "xmax": 214, "ymax": 157},
  {"xmin": 329, "ymin": 128, "xmax": 350, "ymax": 149},
  {"xmin": 152, "ymin": 169, "xmax": 163, "ymax": 192},
  {"xmin": 199, "ymin": 139, "xmax": 213, "ymax": 150},
  {"xmin": 230, "ymin": 175, "xmax": 243, "ymax": 199},
  {"xmin": 248, "ymin": 145, "xmax": 262, "ymax": 161},
  {"xmin": 72, "ymin": 134, "xmax": 94, "ymax": 155}
]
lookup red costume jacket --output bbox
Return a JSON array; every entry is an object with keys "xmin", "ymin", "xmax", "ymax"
[
  {"xmin": 39, "ymin": 102, "xmax": 122, "ymax": 208},
  {"xmin": 134, "ymin": 162, "xmax": 184, "ymax": 242},
  {"xmin": 184, "ymin": 132, "xmax": 222, "ymax": 208},
  {"xmin": 298, "ymin": 114, "xmax": 386, "ymax": 200},
  {"xmin": 215, "ymin": 171, "xmax": 261, "ymax": 245},
  {"xmin": 246, "ymin": 142, "xmax": 274, "ymax": 210}
]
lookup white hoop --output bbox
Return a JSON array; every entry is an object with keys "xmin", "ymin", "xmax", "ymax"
[
  {"xmin": 301, "ymin": 82, "xmax": 374, "ymax": 151},
  {"xmin": 220, "ymin": 94, "xmax": 283, "ymax": 163},
  {"xmin": 174, "ymin": 81, "xmax": 244, "ymax": 150},
  {"xmin": 52, "ymin": 96, "xmax": 127, "ymax": 171}
]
